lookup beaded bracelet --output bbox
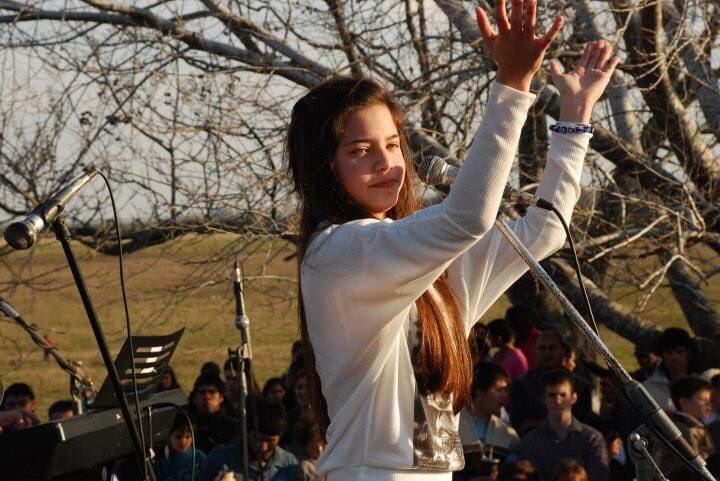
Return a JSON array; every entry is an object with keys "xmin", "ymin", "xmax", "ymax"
[{"xmin": 549, "ymin": 122, "xmax": 594, "ymax": 134}]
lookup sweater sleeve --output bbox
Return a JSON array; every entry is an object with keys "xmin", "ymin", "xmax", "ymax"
[
  {"xmin": 301, "ymin": 82, "xmax": 534, "ymax": 347},
  {"xmin": 446, "ymin": 131, "xmax": 591, "ymax": 331}
]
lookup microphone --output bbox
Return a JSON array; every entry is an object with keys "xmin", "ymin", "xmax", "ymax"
[
  {"xmin": 4, "ymin": 165, "xmax": 99, "ymax": 250},
  {"xmin": 233, "ymin": 258, "xmax": 252, "ymax": 360},
  {"xmin": 416, "ymin": 155, "xmax": 554, "ymax": 210}
]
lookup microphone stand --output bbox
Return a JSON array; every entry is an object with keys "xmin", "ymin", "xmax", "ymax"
[
  {"xmin": 493, "ymin": 219, "xmax": 717, "ymax": 481},
  {"xmin": 51, "ymin": 216, "xmax": 155, "ymax": 481},
  {"xmin": 230, "ymin": 259, "xmax": 258, "ymax": 481},
  {"xmin": 0, "ymin": 296, "xmax": 96, "ymax": 414}
]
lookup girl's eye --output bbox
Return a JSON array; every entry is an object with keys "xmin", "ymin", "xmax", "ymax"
[
  {"xmin": 352, "ymin": 146, "xmax": 369, "ymax": 155},
  {"xmin": 388, "ymin": 143, "xmax": 400, "ymax": 150}
]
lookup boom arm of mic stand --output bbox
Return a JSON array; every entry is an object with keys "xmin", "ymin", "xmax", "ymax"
[
  {"xmin": 0, "ymin": 297, "xmax": 95, "ymax": 394},
  {"xmin": 493, "ymin": 220, "xmax": 717, "ymax": 481}
]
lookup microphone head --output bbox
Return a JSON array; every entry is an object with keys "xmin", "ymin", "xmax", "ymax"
[
  {"xmin": 418, "ymin": 155, "xmax": 446, "ymax": 186},
  {"xmin": 4, "ymin": 219, "xmax": 38, "ymax": 250},
  {"xmin": 232, "ymin": 258, "xmax": 242, "ymax": 283}
]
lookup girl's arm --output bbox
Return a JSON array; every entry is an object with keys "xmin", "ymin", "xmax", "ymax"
[{"xmin": 447, "ymin": 40, "xmax": 620, "ymax": 329}]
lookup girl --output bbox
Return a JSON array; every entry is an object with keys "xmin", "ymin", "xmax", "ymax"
[{"xmin": 285, "ymin": 1, "xmax": 619, "ymax": 479}]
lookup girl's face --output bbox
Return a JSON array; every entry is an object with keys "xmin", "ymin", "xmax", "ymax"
[
  {"xmin": 161, "ymin": 373, "xmax": 173, "ymax": 389},
  {"xmin": 267, "ymin": 384, "xmax": 285, "ymax": 403},
  {"xmin": 334, "ymin": 103, "xmax": 406, "ymax": 219},
  {"xmin": 295, "ymin": 375, "xmax": 310, "ymax": 407},
  {"xmin": 170, "ymin": 428, "xmax": 193, "ymax": 453}
]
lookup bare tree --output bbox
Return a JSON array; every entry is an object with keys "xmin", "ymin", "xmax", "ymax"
[{"xmin": 0, "ymin": 0, "xmax": 719, "ymax": 365}]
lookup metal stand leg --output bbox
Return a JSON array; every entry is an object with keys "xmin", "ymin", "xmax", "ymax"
[{"xmin": 52, "ymin": 217, "xmax": 155, "ymax": 481}]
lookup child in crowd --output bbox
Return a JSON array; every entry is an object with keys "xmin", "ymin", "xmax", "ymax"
[
  {"xmin": 48, "ymin": 400, "xmax": 75, "ymax": 420},
  {"xmin": 154, "ymin": 416, "xmax": 207, "ymax": 481},
  {"xmin": 550, "ymin": 460, "xmax": 587, "ymax": 481}
]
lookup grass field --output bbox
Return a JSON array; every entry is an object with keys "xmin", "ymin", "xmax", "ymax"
[{"xmin": 0, "ymin": 232, "xmax": 716, "ymax": 418}]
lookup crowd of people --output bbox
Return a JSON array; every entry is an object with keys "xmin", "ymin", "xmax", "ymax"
[{"xmin": 1, "ymin": 308, "xmax": 719, "ymax": 481}]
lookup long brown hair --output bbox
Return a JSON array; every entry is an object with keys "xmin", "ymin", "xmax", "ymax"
[{"xmin": 285, "ymin": 76, "xmax": 471, "ymax": 437}]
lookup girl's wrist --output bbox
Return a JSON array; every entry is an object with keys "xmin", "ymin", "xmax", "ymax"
[
  {"xmin": 559, "ymin": 99, "xmax": 595, "ymax": 123},
  {"xmin": 496, "ymin": 71, "xmax": 533, "ymax": 92}
]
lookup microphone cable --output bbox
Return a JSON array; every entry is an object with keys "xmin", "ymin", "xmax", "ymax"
[
  {"xmin": 97, "ymin": 170, "xmax": 149, "ymax": 481},
  {"xmin": 547, "ymin": 204, "xmax": 600, "ymax": 336}
]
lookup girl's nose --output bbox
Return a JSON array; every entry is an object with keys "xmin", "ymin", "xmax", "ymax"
[{"xmin": 374, "ymin": 148, "xmax": 393, "ymax": 171}]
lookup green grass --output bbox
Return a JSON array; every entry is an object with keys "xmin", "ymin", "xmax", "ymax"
[
  {"xmin": 0, "ymin": 234, "xmax": 299, "ymax": 418},
  {"xmin": 1, "ymin": 233, "xmax": 718, "ymax": 418}
]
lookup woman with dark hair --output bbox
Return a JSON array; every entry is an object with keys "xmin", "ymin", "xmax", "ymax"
[
  {"xmin": 285, "ymin": 1, "xmax": 618, "ymax": 479},
  {"xmin": 156, "ymin": 366, "xmax": 180, "ymax": 393},
  {"xmin": 263, "ymin": 377, "xmax": 287, "ymax": 404},
  {"xmin": 488, "ymin": 318, "xmax": 528, "ymax": 379}
]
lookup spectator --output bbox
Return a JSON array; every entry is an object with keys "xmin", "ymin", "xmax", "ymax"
[
  {"xmin": 200, "ymin": 396, "xmax": 301, "ymax": 481},
  {"xmin": 708, "ymin": 375, "xmax": 720, "ymax": 466},
  {"xmin": 505, "ymin": 306, "xmax": 541, "ymax": 370},
  {"xmin": 656, "ymin": 377, "xmax": 715, "ymax": 479},
  {"xmin": 1, "ymin": 383, "xmax": 37, "ymax": 413},
  {"xmin": 283, "ymin": 340, "xmax": 305, "ymax": 413},
  {"xmin": 0, "ymin": 409, "xmax": 39, "ymax": 432},
  {"xmin": 285, "ymin": 371, "xmax": 311, "ymax": 446},
  {"xmin": 469, "ymin": 323, "xmax": 492, "ymax": 366},
  {"xmin": 643, "ymin": 327, "xmax": 700, "ymax": 412},
  {"xmin": 706, "ymin": 374, "xmax": 720, "ymax": 424},
  {"xmin": 154, "ymin": 415, "xmax": 207, "ymax": 481},
  {"xmin": 509, "ymin": 330, "xmax": 593, "ymax": 435},
  {"xmin": 189, "ymin": 375, "xmax": 239, "ymax": 453},
  {"xmin": 630, "ymin": 345, "xmax": 660, "ymax": 383},
  {"xmin": 498, "ymin": 460, "xmax": 540, "ymax": 481},
  {"xmin": 459, "ymin": 363, "xmax": 520, "ymax": 464},
  {"xmin": 598, "ymin": 424, "xmax": 634, "ymax": 481},
  {"xmin": 550, "ymin": 460, "xmax": 587, "ymax": 481},
  {"xmin": 157, "ymin": 366, "xmax": 180, "ymax": 393},
  {"xmin": 264, "ymin": 377, "xmax": 287, "ymax": 405},
  {"xmin": 488, "ymin": 319, "xmax": 528, "ymax": 380},
  {"xmin": 201, "ymin": 361, "xmax": 222, "ymax": 379},
  {"xmin": 48, "ymin": 400, "xmax": 75, "ymax": 420},
  {"xmin": 597, "ymin": 374, "xmax": 636, "ymax": 440},
  {"xmin": 561, "ymin": 348, "xmax": 576, "ymax": 373},
  {"xmin": 518, "ymin": 370, "xmax": 608, "ymax": 481},
  {"xmin": 288, "ymin": 414, "xmax": 325, "ymax": 481}
]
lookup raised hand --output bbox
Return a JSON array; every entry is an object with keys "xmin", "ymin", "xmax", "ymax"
[
  {"xmin": 476, "ymin": 0, "xmax": 564, "ymax": 92},
  {"xmin": 549, "ymin": 39, "xmax": 621, "ymax": 123}
]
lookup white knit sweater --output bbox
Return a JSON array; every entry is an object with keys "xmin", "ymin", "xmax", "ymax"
[{"xmin": 300, "ymin": 82, "xmax": 592, "ymax": 481}]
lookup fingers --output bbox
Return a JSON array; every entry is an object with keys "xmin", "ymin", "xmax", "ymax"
[
  {"xmin": 495, "ymin": 0, "xmax": 511, "ymax": 33},
  {"xmin": 576, "ymin": 41, "xmax": 594, "ymax": 71},
  {"xmin": 539, "ymin": 15, "xmax": 564, "ymax": 49},
  {"xmin": 523, "ymin": 0, "xmax": 537, "ymax": 36},
  {"xmin": 549, "ymin": 59, "xmax": 563, "ymax": 77},
  {"xmin": 475, "ymin": 7, "xmax": 497, "ymax": 48},
  {"xmin": 510, "ymin": 0, "xmax": 524, "ymax": 31},
  {"xmin": 603, "ymin": 55, "xmax": 621, "ymax": 74},
  {"xmin": 594, "ymin": 42, "xmax": 613, "ymax": 70},
  {"xmin": 586, "ymin": 39, "xmax": 604, "ymax": 69}
]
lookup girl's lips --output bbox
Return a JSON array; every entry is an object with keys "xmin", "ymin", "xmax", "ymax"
[{"xmin": 370, "ymin": 180, "xmax": 397, "ymax": 188}]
